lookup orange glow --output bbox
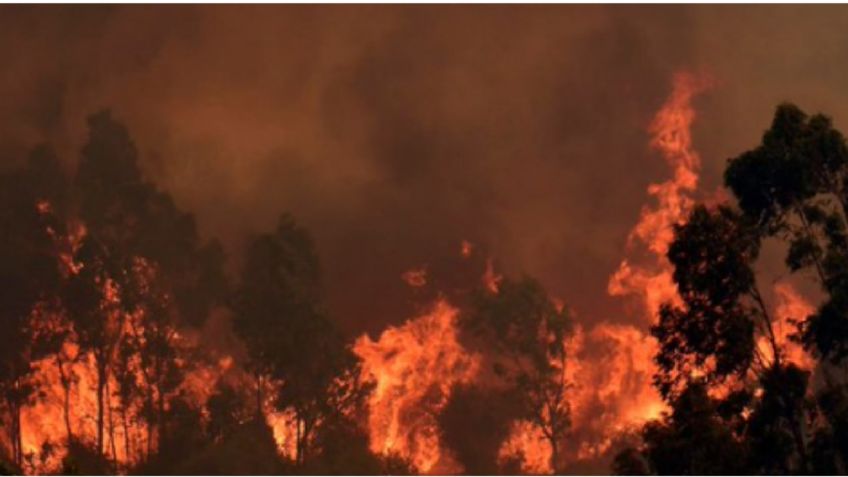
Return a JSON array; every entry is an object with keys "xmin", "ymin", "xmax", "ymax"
[
  {"xmin": 603, "ymin": 71, "xmax": 709, "ymax": 418},
  {"xmin": 498, "ymin": 323, "xmax": 663, "ymax": 472},
  {"xmin": 499, "ymin": 420, "xmax": 552, "ymax": 474},
  {"xmin": 482, "ymin": 259, "xmax": 502, "ymax": 294},
  {"xmin": 770, "ymin": 282, "xmax": 815, "ymax": 369},
  {"xmin": 6, "ymin": 70, "xmax": 727, "ymax": 476},
  {"xmin": 567, "ymin": 324, "xmax": 663, "ymax": 458},
  {"xmin": 460, "ymin": 240, "xmax": 473, "ymax": 259},
  {"xmin": 608, "ymin": 71, "xmax": 711, "ymax": 324},
  {"xmin": 353, "ymin": 300, "xmax": 480, "ymax": 473},
  {"xmin": 267, "ymin": 409, "xmax": 299, "ymax": 459},
  {"xmin": 401, "ymin": 267, "xmax": 428, "ymax": 288},
  {"xmin": 21, "ymin": 350, "xmax": 139, "ymax": 472}
]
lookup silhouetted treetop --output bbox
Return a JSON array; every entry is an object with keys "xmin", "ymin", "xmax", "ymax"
[{"xmin": 725, "ymin": 103, "xmax": 848, "ymax": 231}]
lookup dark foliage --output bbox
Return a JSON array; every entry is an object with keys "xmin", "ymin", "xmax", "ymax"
[
  {"xmin": 461, "ymin": 276, "xmax": 573, "ymax": 473},
  {"xmin": 619, "ymin": 103, "xmax": 848, "ymax": 475},
  {"xmin": 438, "ymin": 384, "xmax": 522, "ymax": 475}
]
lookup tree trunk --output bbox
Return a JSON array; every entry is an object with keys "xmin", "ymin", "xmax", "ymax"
[
  {"xmin": 56, "ymin": 357, "xmax": 73, "ymax": 443},
  {"xmin": 548, "ymin": 435, "xmax": 559, "ymax": 475},
  {"xmin": 106, "ymin": 379, "xmax": 118, "ymax": 464},
  {"xmin": 295, "ymin": 417, "xmax": 303, "ymax": 466},
  {"xmin": 96, "ymin": 360, "xmax": 107, "ymax": 455},
  {"xmin": 300, "ymin": 417, "xmax": 313, "ymax": 466},
  {"xmin": 121, "ymin": 405, "xmax": 131, "ymax": 465},
  {"xmin": 790, "ymin": 415, "xmax": 809, "ymax": 473},
  {"xmin": 9, "ymin": 399, "xmax": 21, "ymax": 469},
  {"xmin": 62, "ymin": 384, "xmax": 72, "ymax": 442}
]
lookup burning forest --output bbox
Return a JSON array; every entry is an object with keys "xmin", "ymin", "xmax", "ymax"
[{"xmin": 3, "ymin": 4, "xmax": 848, "ymax": 476}]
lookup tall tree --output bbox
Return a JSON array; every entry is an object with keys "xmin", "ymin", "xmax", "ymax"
[
  {"xmin": 0, "ymin": 147, "xmax": 68, "ymax": 468},
  {"xmin": 461, "ymin": 277, "xmax": 572, "ymax": 473},
  {"xmin": 643, "ymin": 204, "xmax": 813, "ymax": 473},
  {"xmin": 69, "ymin": 110, "xmax": 228, "ymax": 459},
  {"xmin": 232, "ymin": 214, "xmax": 371, "ymax": 466},
  {"xmin": 615, "ymin": 102, "xmax": 848, "ymax": 473},
  {"xmin": 723, "ymin": 103, "xmax": 848, "ymax": 471},
  {"xmin": 652, "ymin": 205, "xmax": 763, "ymax": 400},
  {"xmin": 724, "ymin": 103, "xmax": 848, "ymax": 362}
]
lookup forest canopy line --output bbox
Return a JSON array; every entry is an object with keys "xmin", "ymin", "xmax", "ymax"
[{"xmin": 2, "ymin": 101, "xmax": 848, "ymax": 475}]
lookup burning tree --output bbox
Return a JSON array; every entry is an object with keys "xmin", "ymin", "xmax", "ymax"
[
  {"xmin": 0, "ymin": 147, "xmax": 68, "ymax": 470},
  {"xmin": 67, "ymin": 110, "xmax": 228, "ymax": 467},
  {"xmin": 618, "ymin": 103, "xmax": 848, "ymax": 474},
  {"xmin": 461, "ymin": 276, "xmax": 573, "ymax": 473},
  {"xmin": 648, "ymin": 204, "xmax": 812, "ymax": 473},
  {"xmin": 232, "ymin": 214, "xmax": 372, "ymax": 467},
  {"xmin": 2, "ymin": 110, "xmax": 233, "ymax": 472}
]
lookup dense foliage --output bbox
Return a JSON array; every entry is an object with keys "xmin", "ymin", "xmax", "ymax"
[{"xmin": 615, "ymin": 104, "xmax": 848, "ymax": 475}]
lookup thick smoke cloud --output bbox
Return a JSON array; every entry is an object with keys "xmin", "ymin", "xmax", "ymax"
[{"xmin": 3, "ymin": 5, "xmax": 848, "ymax": 336}]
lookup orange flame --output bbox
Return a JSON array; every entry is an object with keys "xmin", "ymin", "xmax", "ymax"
[
  {"xmin": 497, "ymin": 323, "xmax": 662, "ymax": 472},
  {"xmin": 482, "ymin": 259, "xmax": 502, "ymax": 294},
  {"xmin": 353, "ymin": 300, "xmax": 480, "ymax": 473},
  {"xmin": 567, "ymin": 324, "xmax": 662, "ymax": 458},
  {"xmin": 20, "ymin": 349, "xmax": 142, "ymax": 472},
  {"xmin": 11, "ymin": 71, "xmax": 719, "ymax": 476},
  {"xmin": 608, "ymin": 72, "xmax": 711, "ymax": 323},
  {"xmin": 769, "ymin": 282, "xmax": 815, "ymax": 369},
  {"xmin": 498, "ymin": 420, "xmax": 552, "ymax": 474}
]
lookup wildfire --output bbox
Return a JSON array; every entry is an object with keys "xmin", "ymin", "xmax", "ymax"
[
  {"xmin": 8, "ymin": 70, "xmax": 757, "ymax": 477},
  {"xmin": 356, "ymin": 72, "xmax": 714, "ymax": 474},
  {"xmin": 769, "ymin": 282, "xmax": 815, "ymax": 369},
  {"xmin": 494, "ymin": 322, "xmax": 662, "ymax": 472},
  {"xmin": 498, "ymin": 420, "xmax": 551, "ymax": 474},
  {"xmin": 608, "ymin": 72, "xmax": 711, "ymax": 323},
  {"xmin": 535, "ymin": 71, "xmax": 714, "ymax": 466},
  {"xmin": 266, "ymin": 409, "xmax": 299, "ymax": 459},
  {"xmin": 353, "ymin": 300, "xmax": 480, "ymax": 473},
  {"xmin": 595, "ymin": 71, "xmax": 710, "ymax": 439},
  {"xmin": 20, "ymin": 351, "xmax": 135, "ymax": 471},
  {"xmin": 566, "ymin": 324, "xmax": 663, "ymax": 458}
]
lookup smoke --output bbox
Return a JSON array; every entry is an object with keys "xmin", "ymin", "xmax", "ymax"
[
  {"xmin": 4, "ymin": 5, "xmax": 846, "ymax": 473},
  {"xmin": 0, "ymin": 5, "xmax": 689, "ymax": 335},
  {"xmin": 4, "ymin": 5, "xmax": 846, "ymax": 337}
]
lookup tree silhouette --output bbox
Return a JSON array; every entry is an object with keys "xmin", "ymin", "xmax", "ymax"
[
  {"xmin": 725, "ymin": 103, "xmax": 848, "ymax": 362},
  {"xmin": 636, "ymin": 382, "xmax": 749, "ymax": 475},
  {"xmin": 68, "ymin": 110, "xmax": 228, "ymax": 461},
  {"xmin": 724, "ymin": 103, "xmax": 848, "ymax": 471},
  {"xmin": 232, "ymin": 214, "xmax": 372, "ymax": 466},
  {"xmin": 652, "ymin": 205, "xmax": 762, "ymax": 400},
  {"xmin": 0, "ymin": 147, "xmax": 68, "ymax": 468},
  {"xmin": 633, "ymin": 203, "xmax": 814, "ymax": 473},
  {"xmin": 618, "ymin": 103, "xmax": 848, "ymax": 474},
  {"xmin": 461, "ymin": 276, "xmax": 572, "ymax": 473}
]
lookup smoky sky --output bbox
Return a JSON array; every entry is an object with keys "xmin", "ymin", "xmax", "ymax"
[{"xmin": 4, "ymin": 5, "xmax": 848, "ymax": 336}]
